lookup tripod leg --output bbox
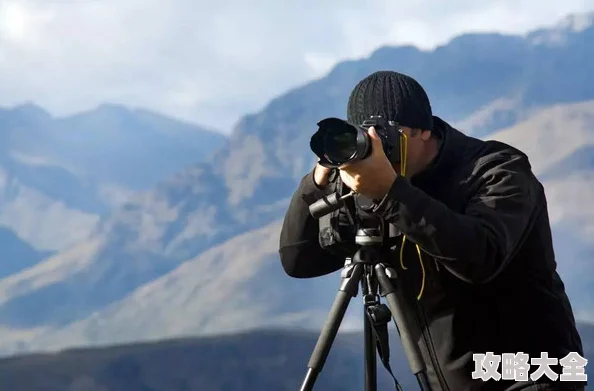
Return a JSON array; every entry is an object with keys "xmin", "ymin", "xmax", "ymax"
[
  {"xmin": 362, "ymin": 271, "xmax": 378, "ymax": 391},
  {"xmin": 375, "ymin": 263, "xmax": 433, "ymax": 391},
  {"xmin": 363, "ymin": 311, "xmax": 377, "ymax": 391},
  {"xmin": 361, "ymin": 265, "xmax": 379, "ymax": 391},
  {"xmin": 299, "ymin": 262, "xmax": 365, "ymax": 391}
]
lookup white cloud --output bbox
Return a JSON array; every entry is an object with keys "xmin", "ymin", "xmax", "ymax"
[{"xmin": 0, "ymin": 0, "xmax": 592, "ymax": 132}]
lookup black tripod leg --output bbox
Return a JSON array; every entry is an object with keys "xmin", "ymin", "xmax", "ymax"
[
  {"xmin": 362, "ymin": 271, "xmax": 378, "ymax": 391},
  {"xmin": 363, "ymin": 311, "xmax": 377, "ymax": 391},
  {"xmin": 375, "ymin": 263, "xmax": 433, "ymax": 391},
  {"xmin": 299, "ymin": 262, "xmax": 364, "ymax": 391}
]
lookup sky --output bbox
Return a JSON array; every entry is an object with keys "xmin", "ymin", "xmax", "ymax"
[{"xmin": 0, "ymin": 0, "xmax": 593, "ymax": 133}]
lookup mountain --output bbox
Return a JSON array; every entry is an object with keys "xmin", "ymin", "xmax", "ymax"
[
  {"xmin": 1, "ymin": 103, "xmax": 227, "ymax": 190},
  {"xmin": 15, "ymin": 100, "xmax": 594, "ymax": 353},
  {"xmin": 0, "ymin": 103, "xmax": 226, "ymax": 252},
  {"xmin": 40, "ymin": 104, "xmax": 227, "ymax": 189},
  {"xmin": 2, "ymin": 101, "xmax": 592, "ymax": 357},
  {"xmin": 11, "ymin": 221, "xmax": 360, "ymax": 353},
  {"xmin": 0, "ymin": 12, "xmax": 593, "ymax": 356},
  {"xmin": 0, "ymin": 324, "xmax": 592, "ymax": 391}
]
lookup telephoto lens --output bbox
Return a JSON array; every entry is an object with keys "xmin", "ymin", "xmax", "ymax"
[
  {"xmin": 310, "ymin": 117, "xmax": 372, "ymax": 168},
  {"xmin": 310, "ymin": 116, "xmax": 401, "ymax": 169}
]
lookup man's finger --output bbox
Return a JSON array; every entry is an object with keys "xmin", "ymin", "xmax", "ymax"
[
  {"xmin": 368, "ymin": 127, "xmax": 383, "ymax": 154},
  {"xmin": 368, "ymin": 127, "xmax": 381, "ymax": 141}
]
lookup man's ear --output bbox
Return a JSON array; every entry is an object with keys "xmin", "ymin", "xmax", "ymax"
[{"xmin": 420, "ymin": 129, "xmax": 432, "ymax": 141}]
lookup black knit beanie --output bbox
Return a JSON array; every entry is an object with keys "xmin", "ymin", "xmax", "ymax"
[{"xmin": 347, "ymin": 70, "xmax": 434, "ymax": 132}]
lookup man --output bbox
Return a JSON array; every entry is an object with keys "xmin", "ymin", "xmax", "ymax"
[{"xmin": 278, "ymin": 70, "xmax": 586, "ymax": 390}]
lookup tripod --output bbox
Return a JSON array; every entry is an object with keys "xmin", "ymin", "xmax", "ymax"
[{"xmin": 298, "ymin": 226, "xmax": 433, "ymax": 391}]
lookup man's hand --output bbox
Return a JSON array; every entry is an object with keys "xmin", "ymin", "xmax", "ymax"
[
  {"xmin": 313, "ymin": 163, "xmax": 333, "ymax": 187},
  {"xmin": 339, "ymin": 127, "xmax": 397, "ymax": 199}
]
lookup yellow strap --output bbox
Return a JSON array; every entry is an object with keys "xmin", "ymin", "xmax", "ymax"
[
  {"xmin": 399, "ymin": 132, "xmax": 408, "ymax": 177},
  {"xmin": 399, "ymin": 236, "xmax": 427, "ymax": 301},
  {"xmin": 397, "ymin": 132, "xmax": 426, "ymax": 301}
]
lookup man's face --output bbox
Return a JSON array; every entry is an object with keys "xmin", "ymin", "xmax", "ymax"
[{"xmin": 392, "ymin": 126, "xmax": 434, "ymax": 178}]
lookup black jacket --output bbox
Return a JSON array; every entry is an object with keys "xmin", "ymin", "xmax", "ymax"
[{"xmin": 278, "ymin": 117, "xmax": 585, "ymax": 391}]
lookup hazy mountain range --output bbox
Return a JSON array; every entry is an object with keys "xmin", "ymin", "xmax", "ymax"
[
  {"xmin": 0, "ymin": 324, "xmax": 592, "ymax": 391},
  {"xmin": 0, "ymin": 103, "xmax": 226, "ymax": 267},
  {"xmin": 0, "ymin": 10, "xmax": 593, "ymax": 361}
]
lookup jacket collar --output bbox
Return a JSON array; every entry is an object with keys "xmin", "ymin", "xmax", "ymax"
[{"xmin": 409, "ymin": 116, "xmax": 479, "ymax": 191}]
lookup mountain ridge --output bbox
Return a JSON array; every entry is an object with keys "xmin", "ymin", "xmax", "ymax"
[
  {"xmin": 0, "ymin": 11, "xmax": 592, "ymax": 356},
  {"xmin": 8, "ymin": 95, "xmax": 594, "ymax": 353},
  {"xmin": 0, "ymin": 102, "xmax": 227, "ymax": 253},
  {"xmin": 0, "ymin": 325, "xmax": 591, "ymax": 391}
]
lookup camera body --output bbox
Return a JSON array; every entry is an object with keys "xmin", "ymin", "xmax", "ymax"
[{"xmin": 310, "ymin": 115, "xmax": 402, "ymax": 169}]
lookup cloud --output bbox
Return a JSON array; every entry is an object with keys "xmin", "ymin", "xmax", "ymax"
[{"xmin": 0, "ymin": 0, "xmax": 593, "ymax": 132}]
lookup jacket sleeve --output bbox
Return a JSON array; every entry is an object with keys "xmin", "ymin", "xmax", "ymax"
[
  {"xmin": 372, "ymin": 153, "xmax": 540, "ymax": 284},
  {"xmin": 278, "ymin": 170, "xmax": 345, "ymax": 278}
]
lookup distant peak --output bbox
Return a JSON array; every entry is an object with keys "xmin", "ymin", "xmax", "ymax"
[
  {"xmin": 70, "ymin": 103, "xmax": 139, "ymax": 121},
  {"xmin": 557, "ymin": 11, "xmax": 594, "ymax": 33},
  {"xmin": 94, "ymin": 103, "xmax": 133, "ymax": 114},
  {"xmin": 8, "ymin": 102, "xmax": 52, "ymax": 120},
  {"xmin": 528, "ymin": 11, "xmax": 594, "ymax": 46}
]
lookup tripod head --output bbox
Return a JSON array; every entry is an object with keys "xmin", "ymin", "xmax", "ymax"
[{"xmin": 308, "ymin": 184, "xmax": 401, "ymax": 261}]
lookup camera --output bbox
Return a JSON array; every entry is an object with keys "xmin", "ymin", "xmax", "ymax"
[{"xmin": 310, "ymin": 115, "xmax": 402, "ymax": 169}]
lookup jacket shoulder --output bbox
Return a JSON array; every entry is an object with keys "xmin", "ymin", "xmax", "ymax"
[
  {"xmin": 464, "ymin": 140, "xmax": 546, "ymax": 206},
  {"xmin": 474, "ymin": 139, "xmax": 533, "ymax": 172}
]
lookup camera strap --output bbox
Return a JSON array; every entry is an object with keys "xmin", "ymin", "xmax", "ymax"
[
  {"xmin": 367, "ymin": 310, "xmax": 403, "ymax": 390},
  {"xmin": 332, "ymin": 173, "xmax": 357, "ymax": 226}
]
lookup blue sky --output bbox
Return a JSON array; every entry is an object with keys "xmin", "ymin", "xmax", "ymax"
[{"xmin": 0, "ymin": 0, "xmax": 593, "ymax": 133}]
